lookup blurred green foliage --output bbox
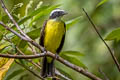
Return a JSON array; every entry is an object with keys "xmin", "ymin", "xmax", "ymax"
[
  {"xmin": 0, "ymin": 0, "xmax": 120, "ymax": 80},
  {"xmin": 105, "ymin": 28, "xmax": 120, "ymax": 41}
]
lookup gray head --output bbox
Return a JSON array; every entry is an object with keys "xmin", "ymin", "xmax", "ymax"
[{"xmin": 49, "ymin": 8, "xmax": 67, "ymax": 19}]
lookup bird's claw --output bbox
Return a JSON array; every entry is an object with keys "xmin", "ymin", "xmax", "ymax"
[
  {"xmin": 55, "ymin": 54, "xmax": 59, "ymax": 59},
  {"xmin": 43, "ymin": 48, "xmax": 47, "ymax": 55}
]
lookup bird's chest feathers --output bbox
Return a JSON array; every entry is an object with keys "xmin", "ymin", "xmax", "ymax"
[{"xmin": 44, "ymin": 20, "xmax": 65, "ymax": 53}]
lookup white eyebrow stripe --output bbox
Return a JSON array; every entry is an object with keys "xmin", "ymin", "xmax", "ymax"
[{"xmin": 50, "ymin": 9, "xmax": 65, "ymax": 16}]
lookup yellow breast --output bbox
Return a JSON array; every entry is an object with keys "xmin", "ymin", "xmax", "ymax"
[{"xmin": 44, "ymin": 19, "xmax": 65, "ymax": 53}]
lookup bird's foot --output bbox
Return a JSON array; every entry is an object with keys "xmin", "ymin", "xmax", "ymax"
[
  {"xmin": 55, "ymin": 54, "xmax": 59, "ymax": 59},
  {"xmin": 43, "ymin": 48, "xmax": 47, "ymax": 55}
]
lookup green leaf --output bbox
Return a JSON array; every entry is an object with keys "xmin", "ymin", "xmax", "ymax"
[
  {"xmin": 56, "ymin": 51, "xmax": 86, "ymax": 79},
  {"xmin": 60, "ymin": 51, "xmax": 86, "ymax": 68},
  {"xmin": 0, "ymin": 12, "xmax": 2, "ymax": 20},
  {"xmin": 17, "ymin": 40, "xmax": 27, "ymax": 49},
  {"xmin": 0, "ymin": 43, "xmax": 10, "ymax": 53},
  {"xmin": 96, "ymin": 0, "xmax": 108, "ymax": 7},
  {"xmin": 18, "ymin": 59, "xmax": 28, "ymax": 66},
  {"xmin": 19, "ymin": 28, "xmax": 41, "ymax": 48},
  {"xmin": 11, "ymin": 36, "xmax": 21, "ymax": 45},
  {"xmin": 0, "ymin": 25, "xmax": 6, "ymax": 41},
  {"xmin": 0, "ymin": 42, "xmax": 16, "ymax": 54},
  {"xmin": 15, "ymin": 28, "xmax": 41, "ymax": 53},
  {"xmin": 29, "ymin": 4, "xmax": 61, "ymax": 26},
  {"xmin": 60, "ymin": 51, "xmax": 84, "ymax": 58},
  {"xmin": 55, "ymin": 61, "xmax": 74, "ymax": 80},
  {"xmin": 11, "ymin": 43, "xmax": 17, "ymax": 53},
  {"xmin": 66, "ymin": 16, "xmax": 82, "ymax": 30},
  {"xmin": 0, "ymin": 46, "xmax": 12, "ymax": 53},
  {"xmin": 0, "ymin": 34, "xmax": 3, "ymax": 41},
  {"xmin": 29, "ymin": 6, "xmax": 50, "ymax": 17},
  {"xmin": 17, "ymin": 5, "xmax": 50, "ymax": 25},
  {"xmin": 105, "ymin": 28, "xmax": 120, "ymax": 41},
  {"xmin": 11, "ymin": 28, "xmax": 41, "ymax": 50},
  {"xmin": 27, "ymin": 28, "xmax": 41, "ymax": 39},
  {"xmin": 5, "ymin": 69, "xmax": 25, "ymax": 80}
]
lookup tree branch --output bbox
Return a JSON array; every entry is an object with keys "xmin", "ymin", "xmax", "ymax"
[
  {"xmin": 0, "ymin": 21, "xmax": 28, "ymax": 41},
  {"xmin": 0, "ymin": 53, "xmax": 45, "ymax": 59},
  {"xmin": 0, "ymin": 21, "xmax": 45, "ymax": 51},
  {"xmin": 82, "ymin": 8, "xmax": 120, "ymax": 72}
]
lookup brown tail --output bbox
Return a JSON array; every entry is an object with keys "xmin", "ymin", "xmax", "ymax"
[{"xmin": 41, "ymin": 56, "xmax": 55, "ymax": 78}]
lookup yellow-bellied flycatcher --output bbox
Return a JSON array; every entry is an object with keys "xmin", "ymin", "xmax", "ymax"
[{"xmin": 40, "ymin": 8, "xmax": 67, "ymax": 78}]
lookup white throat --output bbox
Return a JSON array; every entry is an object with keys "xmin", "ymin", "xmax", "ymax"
[{"xmin": 52, "ymin": 17, "xmax": 62, "ymax": 21}]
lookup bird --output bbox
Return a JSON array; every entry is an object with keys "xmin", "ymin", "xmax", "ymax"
[{"xmin": 40, "ymin": 8, "xmax": 67, "ymax": 78}]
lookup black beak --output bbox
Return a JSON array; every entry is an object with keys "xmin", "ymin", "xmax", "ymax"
[{"xmin": 63, "ymin": 12, "xmax": 68, "ymax": 15}]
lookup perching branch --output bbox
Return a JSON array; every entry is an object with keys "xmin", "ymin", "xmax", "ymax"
[
  {"xmin": 82, "ymin": 8, "xmax": 120, "ymax": 72},
  {"xmin": 0, "ymin": 53, "xmax": 45, "ymax": 59},
  {"xmin": 0, "ymin": 52, "xmax": 102, "ymax": 80}
]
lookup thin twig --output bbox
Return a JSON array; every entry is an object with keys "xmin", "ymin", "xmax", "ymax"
[
  {"xmin": 28, "ymin": 43, "xmax": 37, "ymax": 55},
  {"xmin": 55, "ymin": 70, "xmax": 72, "ymax": 80},
  {"xmin": 0, "ymin": 21, "xmax": 28, "ymax": 41},
  {"xmin": 15, "ymin": 60, "xmax": 44, "ymax": 80},
  {"xmin": 82, "ymin": 8, "xmax": 120, "ymax": 72},
  {"xmin": 16, "ymin": 47, "xmax": 41, "ymax": 69},
  {"xmin": 98, "ymin": 68, "xmax": 110, "ymax": 80}
]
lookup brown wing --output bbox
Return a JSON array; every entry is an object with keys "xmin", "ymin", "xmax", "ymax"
[
  {"xmin": 39, "ymin": 20, "xmax": 47, "ymax": 46},
  {"xmin": 56, "ymin": 22, "xmax": 66, "ymax": 53}
]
